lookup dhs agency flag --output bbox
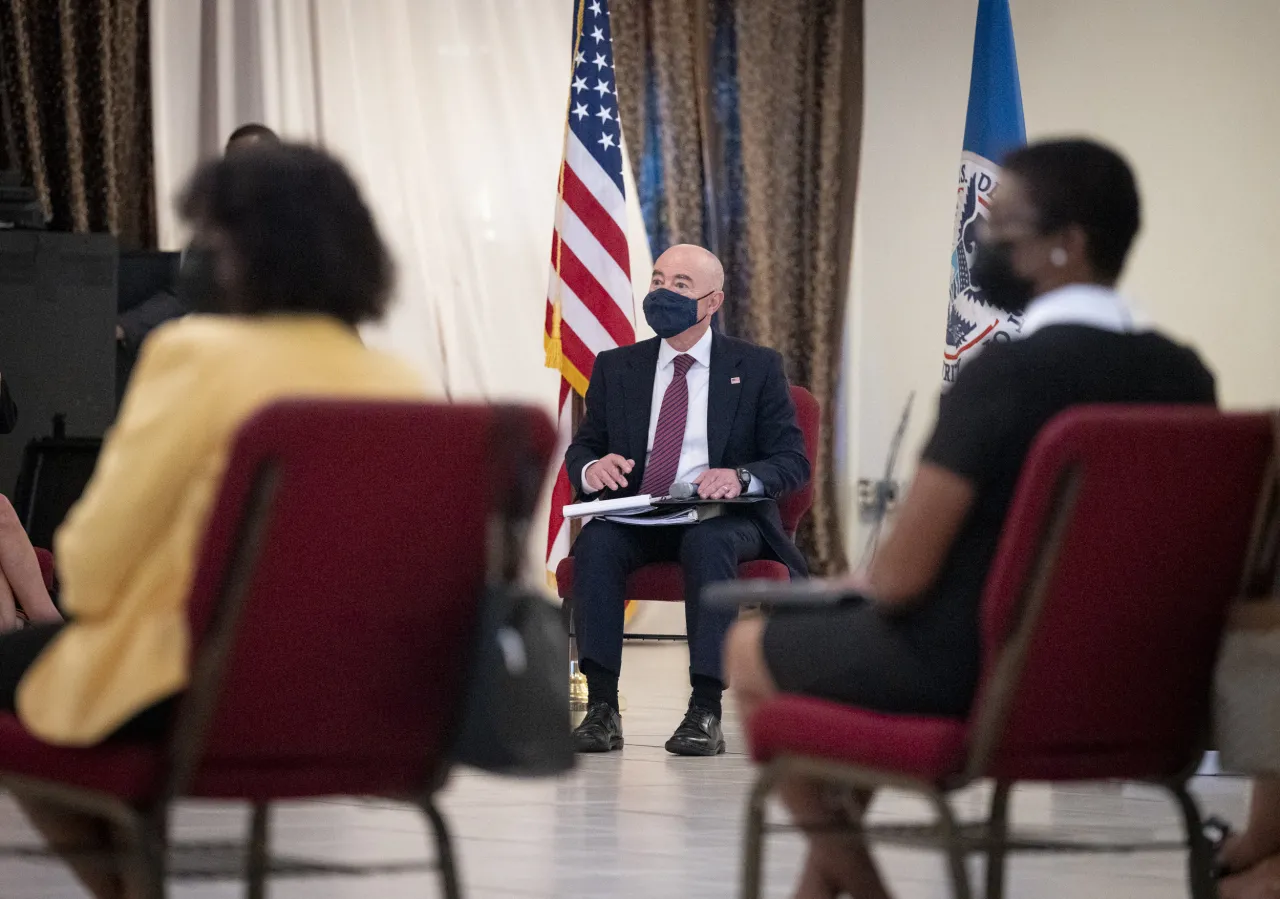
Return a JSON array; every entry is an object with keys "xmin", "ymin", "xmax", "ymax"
[{"xmin": 943, "ymin": 0, "xmax": 1026, "ymax": 385}]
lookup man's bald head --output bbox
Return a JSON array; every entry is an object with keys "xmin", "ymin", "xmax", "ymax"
[
  {"xmin": 646, "ymin": 244, "xmax": 725, "ymax": 348},
  {"xmin": 651, "ymin": 244, "xmax": 725, "ymax": 295}
]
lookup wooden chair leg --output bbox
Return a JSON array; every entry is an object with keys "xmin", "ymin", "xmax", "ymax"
[
  {"xmin": 246, "ymin": 802, "xmax": 269, "ymax": 899},
  {"xmin": 930, "ymin": 792, "xmax": 973, "ymax": 899},
  {"xmin": 985, "ymin": 783, "xmax": 1012, "ymax": 899},
  {"xmin": 420, "ymin": 798, "xmax": 463, "ymax": 899},
  {"xmin": 1169, "ymin": 781, "xmax": 1216, "ymax": 899},
  {"xmin": 740, "ymin": 774, "xmax": 772, "ymax": 899}
]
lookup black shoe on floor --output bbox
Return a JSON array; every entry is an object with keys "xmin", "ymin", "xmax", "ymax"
[
  {"xmin": 664, "ymin": 705, "xmax": 726, "ymax": 757},
  {"xmin": 573, "ymin": 702, "xmax": 623, "ymax": 753}
]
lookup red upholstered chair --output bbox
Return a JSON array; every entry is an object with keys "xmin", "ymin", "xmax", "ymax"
[
  {"xmin": 33, "ymin": 547, "xmax": 54, "ymax": 593},
  {"xmin": 555, "ymin": 384, "xmax": 820, "ymax": 624},
  {"xmin": 742, "ymin": 407, "xmax": 1276, "ymax": 899},
  {"xmin": 0, "ymin": 401, "xmax": 555, "ymax": 899}
]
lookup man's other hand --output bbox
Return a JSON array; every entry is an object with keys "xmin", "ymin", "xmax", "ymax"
[
  {"xmin": 585, "ymin": 454, "xmax": 635, "ymax": 492},
  {"xmin": 694, "ymin": 469, "xmax": 742, "ymax": 500}
]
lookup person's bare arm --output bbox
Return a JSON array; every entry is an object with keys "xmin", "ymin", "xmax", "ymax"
[{"xmin": 862, "ymin": 462, "xmax": 977, "ymax": 610}]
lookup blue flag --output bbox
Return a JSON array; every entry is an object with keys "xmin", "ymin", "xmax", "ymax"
[{"xmin": 943, "ymin": 0, "xmax": 1026, "ymax": 385}]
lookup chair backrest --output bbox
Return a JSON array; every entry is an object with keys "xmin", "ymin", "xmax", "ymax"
[
  {"xmin": 178, "ymin": 401, "xmax": 555, "ymax": 798},
  {"xmin": 778, "ymin": 385, "xmax": 820, "ymax": 536},
  {"xmin": 968, "ymin": 406, "xmax": 1274, "ymax": 781}
]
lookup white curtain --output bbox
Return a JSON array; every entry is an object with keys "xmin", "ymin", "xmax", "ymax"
[
  {"xmin": 150, "ymin": 0, "xmax": 654, "ymax": 404},
  {"xmin": 151, "ymin": 0, "xmax": 655, "ymax": 576}
]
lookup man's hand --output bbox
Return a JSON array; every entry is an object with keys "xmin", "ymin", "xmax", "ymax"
[
  {"xmin": 694, "ymin": 468, "xmax": 742, "ymax": 500},
  {"xmin": 584, "ymin": 454, "xmax": 635, "ymax": 492}
]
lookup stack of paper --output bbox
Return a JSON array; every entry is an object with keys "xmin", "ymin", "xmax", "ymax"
[
  {"xmin": 561, "ymin": 494, "xmax": 722, "ymax": 527},
  {"xmin": 562, "ymin": 495, "xmax": 655, "ymax": 520}
]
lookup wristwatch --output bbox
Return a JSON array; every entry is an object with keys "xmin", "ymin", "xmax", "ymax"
[{"xmin": 736, "ymin": 468, "xmax": 752, "ymax": 492}]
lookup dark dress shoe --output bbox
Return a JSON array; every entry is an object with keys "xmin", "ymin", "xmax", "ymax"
[
  {"xmin": 573, "ymin": 702, "xmax": 623, "ymax": 753},
  {"xmin": 664, "ymin": 706, "xmax": 726, "ymax": 756}
]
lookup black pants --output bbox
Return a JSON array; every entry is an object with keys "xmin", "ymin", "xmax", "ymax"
[
  {"xmin": 0, "ymin": 623, "xmax": 173, "ymax": 741},
  {"xmin": 572, "ymin": 514, "xmax": 765, "ymax": 683}
]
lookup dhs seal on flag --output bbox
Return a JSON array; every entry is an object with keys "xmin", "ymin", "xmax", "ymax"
[
  {"xmin": 942, "ymin": 0, "xmax": 1026, "ymax": 386},
  {"xmin": 943, "ymin": 151, "xmax": 1022, "ymax": 385}
]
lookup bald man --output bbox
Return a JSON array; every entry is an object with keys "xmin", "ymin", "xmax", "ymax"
[{"xmin": 565, "ymin": 244, "xmax": 810, "ymax": 756}]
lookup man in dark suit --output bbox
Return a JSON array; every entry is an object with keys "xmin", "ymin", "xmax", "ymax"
[
  {"xmin": 566, "ymin": 244, "xmax": 810, "ymax": 757},
  {"xmin": 114, "ymin": 124, "xmax": 282, "ymax": 358}
]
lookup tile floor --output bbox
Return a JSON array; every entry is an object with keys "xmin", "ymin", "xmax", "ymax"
[{"xmin": 0, "ymin": 642, "xmax": 1253, "ymax": 897}]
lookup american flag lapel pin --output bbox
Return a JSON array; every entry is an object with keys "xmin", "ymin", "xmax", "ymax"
[{"xmin": 730, "ymin": 376, "xmax": 741, "ymax": 385}]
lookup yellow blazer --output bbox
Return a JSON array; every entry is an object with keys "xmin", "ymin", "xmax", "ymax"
[{"xmin": 17, "ymin": 315, "xmax": 433, "ymax": 746}]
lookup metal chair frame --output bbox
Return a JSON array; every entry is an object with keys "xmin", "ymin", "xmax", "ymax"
[
  {"xmin": 739, "ymin": 468, "xmax": 1218, "ymax": 899},
  {"xmin": 0, "ymin": 459, "xmax": 496, "ymax": 899}
]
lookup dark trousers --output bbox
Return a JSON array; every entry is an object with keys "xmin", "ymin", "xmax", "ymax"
[
  {"xmin": 0, "ymin": 623, "xmax": 174, "ymax": 740},
  {"xmin": 571, "ymin": 514, "xmax": 765, "ymax": 683}
]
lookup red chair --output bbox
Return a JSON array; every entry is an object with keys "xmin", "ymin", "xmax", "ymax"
[
  {"xmin": 33, "ymin": 547, "xmax": 54, "ymax": 594},
  {"xmin": 742, "ymin": 407, "xmax": 1275, "ymax": 899},
  {"xmin": 0, "ymin": 401, "xmax": 555, "ymax": 899},
  {"xmin": 555, "ymin": 384, "xmax": 820, "ymax": 620}
]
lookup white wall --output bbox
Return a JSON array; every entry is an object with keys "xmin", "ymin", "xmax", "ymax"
[{"xmin": 846, "ymin": 0, "xmax": 1280, "ymax": 559}]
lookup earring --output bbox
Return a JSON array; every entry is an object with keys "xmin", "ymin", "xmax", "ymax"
[{"xmin": 1050, "ymin": 247, "xmax": 1068, "ymax": 267}]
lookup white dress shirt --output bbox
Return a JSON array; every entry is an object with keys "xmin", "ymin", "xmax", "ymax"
[
  {"xmin": 1019, "ymin": 283, "xmax": 1146, "ymax": 337},
  {"xmin": 581, "ymin": 328, "xmax": 762, "ymax": 496}
]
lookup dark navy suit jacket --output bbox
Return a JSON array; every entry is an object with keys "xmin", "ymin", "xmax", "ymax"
[{"xmin": 565, "ymin": 332, "xmax": 810, "ymax": 576}]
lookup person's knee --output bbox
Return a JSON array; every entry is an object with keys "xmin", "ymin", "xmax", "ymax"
[
  {"xmin": 572, "ymin": 520, "xmax": 625, "ymax": 565},
  {"xmin": 679, "ymin": 521, "xmax": 736, "ymax": 568},
  {"xmin": 0, "ymin": 495, "xmax": 21, "ymax": 535}
]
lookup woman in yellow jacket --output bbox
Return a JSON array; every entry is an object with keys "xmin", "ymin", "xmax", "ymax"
[{"xmin": 2, "ymin": 143, "xmax": 434, "ymax": 898}]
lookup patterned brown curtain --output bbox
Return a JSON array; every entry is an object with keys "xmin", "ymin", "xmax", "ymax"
[
  {"xmin": 0, "ymin": 0, "xmax": 155, "ymax": 247},
  {"xmin": 613, "ymin": 0, "xmax": 863, "ymax": 575}
]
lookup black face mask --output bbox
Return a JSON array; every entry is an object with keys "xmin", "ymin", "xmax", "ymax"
[
  {"xmin": 176, "ymin": 245, "xmax": 224, "ymax": 313},
  {"xmin": 642, "ymin": 287, "xmax": 712, "ymax": 339},
  {"xmin": 970, "ymin": 238, "xmax": 1036, "ymax": 315}
]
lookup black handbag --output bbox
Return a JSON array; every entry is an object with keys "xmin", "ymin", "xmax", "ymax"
[{"xmin": 450, "ymin": 583, "xmax": 574, "ymax": 776}]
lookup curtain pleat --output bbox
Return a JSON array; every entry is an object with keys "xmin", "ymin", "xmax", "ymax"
[{"xmin": 0, "ymin": 0, "xmax": 155, "ymax": 247}]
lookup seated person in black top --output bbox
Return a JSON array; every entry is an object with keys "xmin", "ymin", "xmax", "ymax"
[{"xmin": 724, "ymin": 139, "xmax": 1217, "ymax": 899}]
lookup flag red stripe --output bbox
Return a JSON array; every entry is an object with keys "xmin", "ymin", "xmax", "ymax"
[
  {"xmin": 554, "ymin": 241, "xmax": 635, "ymax": 348},
  {"xmin": 559, "ymin": 322, "xmax": 596, "ymax": 385},
  {"xmin": 546, "ymin": 465, "xmax": 571, "ymax": 559},
  {"xmin": 560, "ymin": 164, "xmax": 629, "ymax": 274}
]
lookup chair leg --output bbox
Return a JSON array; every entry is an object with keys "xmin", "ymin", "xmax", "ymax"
[
  {"xmin": 985, "ymin": 782, "xmax": 1012, "ymax": 899},
  {"xmin": 561, "ymin": 595, "xmax": 574, "ymax": 639},
  {"xmin": 119, "ymin": 810, "xmax": 167, "ymax": 899},
  {"xmin": 246, "ymin": 802, "xmax": 269, "ymax": 899},
  {"xmin": 740, "ymin": 774, "xmax": 772, "ymax": 899},
  {"xmin": 420, "ymin": 799, "xmax": 463, "ymax": 899},
  {"xmin": 1169, "ymin": 781, "xmax": 1217, "ymax": 899},
  {"xmin": 930, "ymin": 792, "xmax": 973, "ymax": 899}
]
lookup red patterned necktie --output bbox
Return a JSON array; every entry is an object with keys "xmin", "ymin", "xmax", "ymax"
[{"xmin": 639, "ymin": 353, "xmax": 695, "ymax": 497}]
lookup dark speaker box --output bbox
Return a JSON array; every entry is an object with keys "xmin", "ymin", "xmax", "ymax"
[{"xmin": 0, "ymin": 232, "xmax": 116, "ymax": 503}]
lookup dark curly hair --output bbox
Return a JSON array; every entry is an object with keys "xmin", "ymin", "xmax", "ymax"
[{"xmin": 178, "ymin": 143, "xmax": 393, "ymax": 325}]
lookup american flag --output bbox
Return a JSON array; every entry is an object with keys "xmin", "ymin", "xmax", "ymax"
[{"xmin": 544, "ymin": 0, "xmax": 636, "ymax": 587}]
